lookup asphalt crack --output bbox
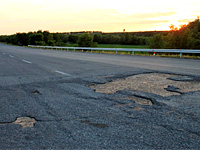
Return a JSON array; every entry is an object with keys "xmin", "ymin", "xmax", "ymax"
[
  {"xmin": 31, "ymin": 90, "xmax": 42, "ymax": 95},
  {"xmin": 164, "ymin": 85, "xmax": 183, "ymax": 94}
]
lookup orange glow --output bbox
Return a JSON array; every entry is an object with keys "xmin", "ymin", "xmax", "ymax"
[{"xmin": 169, "ymin": 21, "xmax": 189, "ymax": 30}]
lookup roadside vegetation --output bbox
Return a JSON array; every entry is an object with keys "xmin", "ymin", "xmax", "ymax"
[
  {"xmin": 0, "ymin": 18, "xmax": 199, "ymax": 58},
  {"xmin": 150, "ymin": 19, "xmax": 200, "ymax": 49}
]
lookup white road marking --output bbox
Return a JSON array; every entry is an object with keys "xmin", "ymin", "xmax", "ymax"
[
  {"xmin": 22, "ymin": 59, "xmax": 32, "ymax": 64},
  {"xmin": 9, "ymin": 55, "xmax": 14, "ymax": 58},
  {"xmin": 55, "ymin": 70, "xmax": 71, "ymax": 76}
]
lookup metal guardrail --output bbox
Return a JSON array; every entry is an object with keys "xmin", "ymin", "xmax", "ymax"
[{"xmin": 28, "ymin": 45, "xmax": 200, "ymax": 58}]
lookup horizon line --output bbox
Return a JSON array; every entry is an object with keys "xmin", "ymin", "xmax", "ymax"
[{"xmin": 1, "ymin": 30, "xmax": 171, "ymax": 36}]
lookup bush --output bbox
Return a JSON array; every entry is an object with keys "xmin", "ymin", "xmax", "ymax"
[
  {"xmin": 68, "ymin": 34, "xmax": 78, "ymax": 43},
  {"xmin": 56, "ymin": 41, "xmax": 65, "ymax": 46},
  {"xmin": 35, "ymin": 41, "xmax": 46, "ymax": 46},
  {"xmin": 29, "ymin": 33, "xmax": 44, "ymax": 45},
  {"xmin": 48, "ymin": 40, "xmax": 56, "ymax": 46},
  {"xmin": 150, "ymin": 34, "xmax": 165, "ymax": 49},
  {"xmin": 77, "ymin": 33, "xmax": 97, "ymax": 47}
]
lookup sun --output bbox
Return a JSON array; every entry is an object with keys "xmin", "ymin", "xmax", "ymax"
[{"xmin": 168, "ymin": 20, "xmax": 190, "ymax": 30}]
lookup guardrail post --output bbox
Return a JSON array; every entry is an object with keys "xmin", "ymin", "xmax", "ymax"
[
  {"xmin": 102, "ymin": 50, "xmax": 104, "ymax": 54},
  {"xmin": 180, "ymin": 52, "xmax": 182, "ymax": 58},
  {"xmin": 132, "ymin": 51, "xmax": 134, "ymax": 55},
  {"xmin": 91, "ymin": 49, "xmax": 92, "ymax": 53},
  {"xmin": 116, "ymin": 51, "xmax": 117, "ymax": 54}
]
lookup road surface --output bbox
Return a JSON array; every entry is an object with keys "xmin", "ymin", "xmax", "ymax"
[{"xmin": 0, "ymin": 43, "xmax": 200, "ymax": 149}]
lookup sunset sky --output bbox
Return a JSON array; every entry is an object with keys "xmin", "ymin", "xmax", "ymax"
[{"xmin": 0, "ymin": 0, "xmax": 199, "ymax": 35}]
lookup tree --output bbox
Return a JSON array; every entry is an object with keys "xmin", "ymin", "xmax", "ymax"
[
  {"xmin": 60, "ymin": 34, "xmax": 68, "ymax": 43},
  {"xmin": 122, "ymin": 33, "xmax": 131, "ymax": 45},
  {"xmin": 0, "ymin": 35, "xmax": 8, "ymax": 43},
  {"xmin": 101, "ymin": 34, "xmax": 111, "ymax": 44},
  {"xmin": 150, "ymin": 34, "xmax": 165, "ymax": 49},
  {"xmin": 68, "ymin": 34, "xmax": 78, "ymax": 43},
  {"xmin": 93, "ymin": 34, "xmax": 102, "ymax": 43},
  {"xmin": 110, "ymin": 35, "xmax": 121, "ymax": 44},
  {"xmin": 165, "ymin": 24, "xmax": 194, "ymax": 49},
  {"xmin": 169, "ymin": 24, "xmax": 178, "ymax": 31},
  {"xmin": 35, "ymin": 41, "xmax": 46, "ymax": 46},
  {"xmin": 43, "ymin": 30, "xmax": 52, "ymax": 44},
  {"xmin": 16, "ymin": 33, "xmax": 29, "ymax": 46},
  {"xmin": 48, "ymin": 40, "xmax": 56, "ymax": 46},
  {"xmin": 8, "ymin": 35, "xmax": 18, "ymax": 45},
  {"xmin": 77, "ymin": 33, "xmax": 97, "ymax": 47},
  {"xmin": 178, "ymin": 26, "xmax": 193, "ymax": 49},
  {"xmin": 29, "ymin": 33, "xmax": 44, "ymax": 45}
]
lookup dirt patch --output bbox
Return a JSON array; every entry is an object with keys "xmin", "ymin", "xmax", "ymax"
[
  {"xmin": 90, "ymin": 73, "xmax": 200, "ymax": 97},
  {"xmin": 13, "ymin": 117, "xmax": 36, "ymax": 128},
  {"xmin": 133, "ymin": 106, "xmax": 145, "ymax": 111}
]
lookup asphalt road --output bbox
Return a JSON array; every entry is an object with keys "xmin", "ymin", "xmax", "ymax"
[{"xmin": 0, "ymin": 43, "xmax": 200, "ymax": 149}]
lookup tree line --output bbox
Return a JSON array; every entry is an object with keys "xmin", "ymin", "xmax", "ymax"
[
  {"xmin": 0, "ymin": 30, "xmax": 68, "ymax": 46},
  {"xmin": 0, "ymin": 19, "xmax": 199, "ymax": 49},
  {"xmin": 0, "ymin": 31, "xmax": 149, "ymax": 47},
  {"xmin": 150, "ymin": 18, "xmax": 200, "ymax": 49}
]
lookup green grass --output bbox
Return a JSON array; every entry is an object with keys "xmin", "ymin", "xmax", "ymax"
[
  {"xmin": 95, "ymin": 44, "xmax": 149, "ymax": 55},
  {"xmin": 65, "ymin": 43, "xmax": 78, "ymax": 47},
  {"xmin": 62, "ymin": 43, "xmax": 149, "ymax": 49},
  {"xmin": 94, "ymin": 44, "xmax": 199, "ymax": 59},
  {"xmin": 97, "ymin": 44, "xmax": 149, "ymax": 49}
]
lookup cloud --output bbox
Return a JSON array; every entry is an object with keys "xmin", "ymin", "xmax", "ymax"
[
  {"xmin": 0, "ymin": 8, "xmax": 174, "ymax": 34},
  {"xmin": 178, "ymin": 19, "xmax": 196, "ymax": 23},
  {"xmin": 128, "ymin": 12, "xmax": 177, "ymax": 19},
  {"xmin": 65, "ymin": 9, "xmax": 175, "ymax": 24},
  {"xmin": 0, "ymin": 2, "xmax": 186, "ymax": 34}
]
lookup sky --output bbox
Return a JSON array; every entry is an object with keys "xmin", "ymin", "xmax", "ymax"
[{"xmin": 0, "ymin": 0, "xmax": 199, "ymax": 35}]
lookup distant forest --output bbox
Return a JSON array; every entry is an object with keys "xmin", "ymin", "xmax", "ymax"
[{"xmin": 0, "ymin": 19, "xmax": 199, "ymax": 49}]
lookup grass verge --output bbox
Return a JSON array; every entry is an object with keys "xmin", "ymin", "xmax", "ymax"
[{"xmin": 97, "ymin": 44, "xmax": 149, "ymax": 49}]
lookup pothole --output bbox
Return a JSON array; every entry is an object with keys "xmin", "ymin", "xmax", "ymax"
[
  {"xmin": 90, "ymin": 73, "xmax": 200, "ymax": 97},
  {"xmin": 164, "ymin": 85, "xmax": 182, "ymax": 94},
  {"xmin": 13, "ymin": 117, "xmax": 36, "ymax": 128},
  {"xmin": 115, "ymin": 97, "xmax": 153, "ymax": 106},
  {"xmin": 168, "ymin": 76, "xmax": 195, "ymax": 81},
  {"xmin": 129, "ymin": 96, "xmax": 153, "ymax": 106},
  {"xmin": 32, "ymin": 90, "xmax": 42, "ymax": 95}
]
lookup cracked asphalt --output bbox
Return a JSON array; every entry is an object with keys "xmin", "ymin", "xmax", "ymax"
[{"xmin": 0, "ymin": 43, "xmax": 200, "ymax": 149}]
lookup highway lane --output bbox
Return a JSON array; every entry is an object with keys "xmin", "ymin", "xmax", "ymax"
[
  {"xmin": 0, "ymin": 43, "xmax": 200, "ymax": 77},
  {"xmin": 0, "ymin": 43, "xmax": 200, "ymax": 149}
]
